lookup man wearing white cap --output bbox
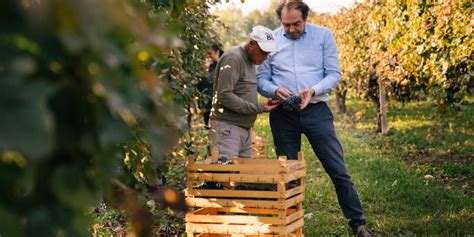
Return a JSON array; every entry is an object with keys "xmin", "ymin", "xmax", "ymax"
[{"xmin": 209, "ymin": 25, "xmax": 279, "ymax": 159}]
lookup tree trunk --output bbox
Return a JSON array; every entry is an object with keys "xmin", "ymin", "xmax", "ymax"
[
  {"xmin": 334, "ymin": 89, "xmax": 347, "ymax": 114},
  {"xmin": 187, "ymin": 105, "xmax": 192, "ymax": 137},
  {"xmin": 335, "ymin": 92, "xmax": 341, "ymax": 114},
  {"xmin": 367, "ymin": 73, "xmax": 381, "ymax": 133},
  {"xmin": 379, "ymin": 80, "xmax": 389, "ymax": 134},
  {"xmin": 341, "ymin": 90, "xmax": 347, "ymax": 113}
]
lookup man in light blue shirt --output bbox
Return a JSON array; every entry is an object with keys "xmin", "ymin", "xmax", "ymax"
[{"xmin": 257, "ymin": 1, "xmax": 371, "ymax": 236}]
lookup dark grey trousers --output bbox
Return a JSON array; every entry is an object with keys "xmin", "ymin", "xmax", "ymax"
[{"xmin": 269, "ymin": 102, "xmax": 366, "ymax": 229}]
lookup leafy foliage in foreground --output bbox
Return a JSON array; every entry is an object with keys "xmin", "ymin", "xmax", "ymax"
[{"xmin": 0, "ymin": 0, "xmax": 218, "ymax": 235}]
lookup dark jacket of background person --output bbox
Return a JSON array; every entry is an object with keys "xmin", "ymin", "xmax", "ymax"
[{"xmin": 199, "ymin": 44, "xmax": 223, "ymax": 127}]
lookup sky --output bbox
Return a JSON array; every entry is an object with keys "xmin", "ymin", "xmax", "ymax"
[{"xmin": 211, "ymin": 0, "xmax": 356, "ymax": 15}]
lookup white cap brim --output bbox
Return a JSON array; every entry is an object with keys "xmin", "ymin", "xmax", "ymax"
[{"xmin": 257, "ymin": 41, "xmax": 279, "ymax": 52}]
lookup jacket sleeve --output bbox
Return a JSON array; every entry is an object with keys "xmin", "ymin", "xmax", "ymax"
[{"xmin": 215, "ymin": 57, "xmax": 263, "ymax": 114}]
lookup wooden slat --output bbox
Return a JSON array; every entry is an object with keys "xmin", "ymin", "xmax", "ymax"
[
  {"xmin": 197, "ymin": 234, "xmax": 298, "ymax": 237},
  {"xmin": 219, "ymin": 160, "xmax": 305, "ymax": 174},
  {"xmin": 228, "ymin": 159, "xmax": 288, "ymax": 165},
  {"xmin": 186, "ymin": 219, "xmax": 303, "ymax": 235},
  {"xmin": 186, "ymin": 194, "xmax": 304, "ymax": 209},
  {"xmin": 188, "ymin": 172, "xmax": 284, "ymax": 183},
  {"xmin": 211, "ymin": 149, "xmax": 219, "ymax": 162},
  {"xmin": 186, "ymin": 214, "xmax": 283, "ymax": 225},
  {"xmin": 284, "ymin": 170, "xmax": 306, "ymax": 183},
  {"xmin": 285, "ymin": 218, "xmax": 304, "ymax": 233},
  {"xmin": 286, "ymin": 210, "xmax": 304, "ymax": 224},
  {"xmin": 295, "ymin": 201, "xmax": 304, "ymax": 237},
  {"xmin": 188, "ymin": 164, "xmax": 286, "ymax": 173},
  {"xmin": 186, "ymin": 189, "xmax": 283, "ymax": 199},
  {"xmin": 187, "ymin": 197, "xmax": 274, "ymax": 208},
  {"xmin": 297, "ymin": 152, "xmax": 304, "ymax": 161},
  {"xmin": 285, "ymin": 186, "xmax": 304, "ymax": 198},
  {"xmin": 284, "ymin": 162, "xmax": 305, "ymax": 172},
  {"xmin": 194, "ymin": 158, "xmax": 287, "ymax": 165},
  {"xmin": 197, "ymin": 232, "xmax": 296, "ymax": 237},
  {"xmin": 203, "ymin": 156, "xmax": 296, "ymax": 165},
  {"xmin": 186, "ymin": 223, "xmax": 283, "ymax": 235},
  {"xmin": 246, "ymin": 235, "xmax": 296, "ymax": 237},
  {"xmin": 206, "ymin": 207, "xmax": 281, "ymax": 215},
  {"xmin": 193, "ymin": 207, "xmax": 208, "ymax": 215},
  {"xmin": 188, "ymin": 156, "xmax": 195, "ymax": 165}
]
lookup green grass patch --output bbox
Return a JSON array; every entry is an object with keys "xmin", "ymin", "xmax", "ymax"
[{"xmin": 92, "ymin": 96, "xmax": 473, "ymax": 235}]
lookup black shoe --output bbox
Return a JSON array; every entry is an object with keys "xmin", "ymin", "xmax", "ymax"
[{"xmin": 353, "ymin": 225, "xmax": 372, "ymax": 237}]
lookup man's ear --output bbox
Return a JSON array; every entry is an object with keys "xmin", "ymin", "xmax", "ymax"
[{"xmin": 248, "ymin": 41, "xmax": 255, "ymax": 49}]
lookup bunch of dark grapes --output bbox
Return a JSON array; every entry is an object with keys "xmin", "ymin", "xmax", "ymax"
[
  {"xmin": 197, "ymin": 182, "xmax": 222, "ymax": 190},
  {"xmin": 211, "ymin": 156, "xmax": 233, "ymax": 165},
  {"xmin": 235, "ymin": 185, "xmax": 273, "ymax": 191},
  {"xmin": 282, "ymin": 95, "xmax": 302, "ymax": 111}
]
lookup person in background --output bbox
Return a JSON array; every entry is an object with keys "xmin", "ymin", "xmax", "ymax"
[
  {"xmin": 209, "ymin": 25, "xmax": 279, "ymax": 159},
  {"xmin": 202, "ymin": 43, "xmax": 224, "ymax": 129},
  {"xmin": 256, "ymin": 1, "xmax": 372, "ymax": 236}
]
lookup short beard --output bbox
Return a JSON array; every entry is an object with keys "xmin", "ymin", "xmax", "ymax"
[
  {"xmin": 286, "ymin": 32, "xmax": 301, "ymax": 40},
  {"xmin": 289, "ymin": 35, "xmax": 299, "ymax": 40}
]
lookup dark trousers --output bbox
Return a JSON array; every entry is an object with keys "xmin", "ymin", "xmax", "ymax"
[{"xmin": 270, "ymin": 102, "xmax": 366, "ymax": 229}]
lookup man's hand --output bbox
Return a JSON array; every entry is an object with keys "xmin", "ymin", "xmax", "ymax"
[
  {"xmin": 299, "ymin": 88, "xmax": 315, "ymax": 110},
  {"xmin": 275, "ymin": 87, "xmax": 292, "ymax": 101},
  {"xmin": 261, "ymin": 99, "xmax": 279, "ymax": 112},
  {"xmin": 266, "ymin": 99, "xmax": 280, "ymax": 106}
]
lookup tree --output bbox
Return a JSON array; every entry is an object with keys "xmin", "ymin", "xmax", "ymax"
[
  {"xmin": 242, "ymin": 0, "xmax": 280, "ymax": 33},
  {"xmin": 309, "ymin": 0, "xmax": 472, "ymax": 133},
  {"xmin": 213, "ymin": 5, "xmax": 247, "ymax": 49}
]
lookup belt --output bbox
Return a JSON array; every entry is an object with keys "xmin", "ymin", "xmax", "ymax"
[{"xmin": 305, "ymin": 101, "xmax": 325, "ymax": 109}]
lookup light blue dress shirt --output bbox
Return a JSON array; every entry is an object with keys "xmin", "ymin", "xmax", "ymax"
[{"xmin": 257, "ymin": 23, "xmax": 341, "ymax": 103}]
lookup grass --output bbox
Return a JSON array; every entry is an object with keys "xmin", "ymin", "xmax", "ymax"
[{"xmin": 254, "ymin": 96, "xmax": 474, "ymax": 235}]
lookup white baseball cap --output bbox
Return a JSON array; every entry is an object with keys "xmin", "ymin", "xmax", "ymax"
[{"xmin": 249, "ymin": 25, "xmax": 279, "ymax": 52}]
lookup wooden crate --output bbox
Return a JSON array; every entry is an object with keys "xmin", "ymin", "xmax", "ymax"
[{"xmin": 185, "ymin": 151, "xmax": 305, "ymax": 237}]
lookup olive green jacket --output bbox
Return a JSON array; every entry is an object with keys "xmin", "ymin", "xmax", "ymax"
[{"xmin": 210, "ymin": 46, "xmax": 263, "ymax": 128}]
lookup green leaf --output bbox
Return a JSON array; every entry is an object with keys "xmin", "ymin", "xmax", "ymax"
[
  {"xmin": 51, "ymin": 165, "xmax": 99, "ymax": 210},
  {"xmin": 98, "ymin": 116, "xmax": 131, "ymax": 148},
  {"xmin": 0, "ymin": 75, "xmax": 53, "ymax": 160},
  {"xmin": 0, "ymin": 204, "xmax": 20, "ymax": 236}
]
